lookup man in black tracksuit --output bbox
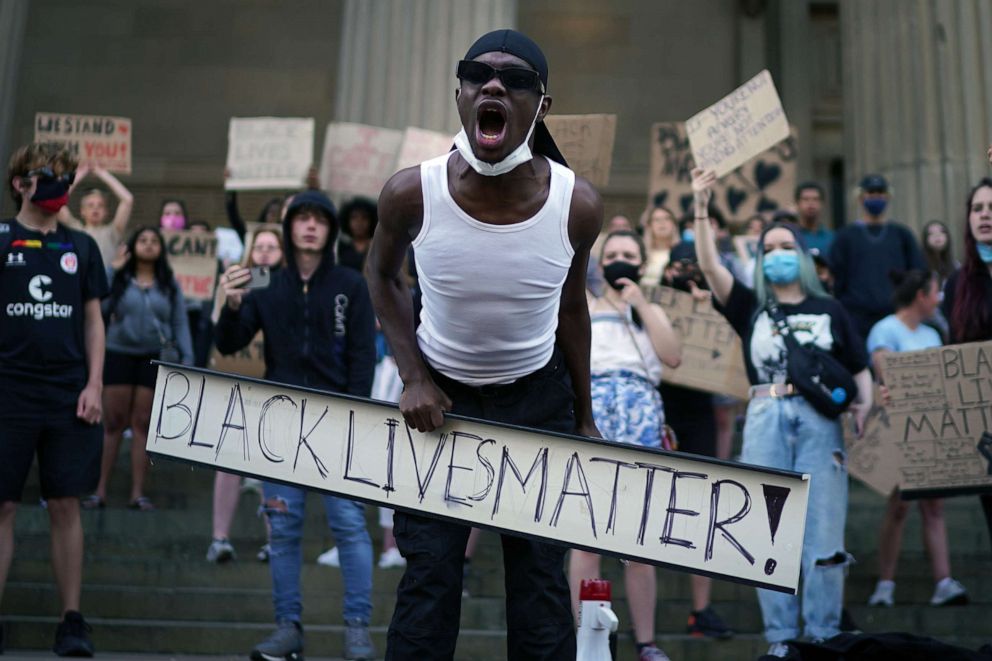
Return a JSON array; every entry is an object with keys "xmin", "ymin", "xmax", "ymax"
[{"xmin": 215, "ymin": 190, "xmax": 377, "ymax": 661}]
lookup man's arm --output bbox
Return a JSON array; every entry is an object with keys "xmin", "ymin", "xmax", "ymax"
[
  {"xmin": 366, "ymin": 167, "xmax": 451, "ymax": 433},
  {"xmin": 215, "ymin": 265, "xmax": 262, "ymax": 354},
  {"xmin": 557, "ymin": 176, "xmax": 604, "ymax": 438},
  {"xmin": 94, "ymin": 166, "xmax": 134, "ymax": 237},
  {"xmin": 77, "ymin": 298, "xmax": 105, "ymax": 424}
]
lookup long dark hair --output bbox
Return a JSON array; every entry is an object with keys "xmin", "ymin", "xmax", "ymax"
[
  {"xmin": 339, "ymin": 197, "xmax": 378, "ymax": 238},
  {"xmin": 921, "ymin": 220, "xmax": 954, "ymax": 281},
  {"xmin": 951, "ymin": 178, "xmax": 992, "ymax": 342},
  {"xmin": 108, "ymin": 226, "xmax": 178, "ymax": 316},
  {"xmin": 256, "ymin": 197, "xmax": 284, "ymax": 225}
]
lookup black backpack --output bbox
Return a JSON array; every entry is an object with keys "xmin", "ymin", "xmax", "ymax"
[{"xmin": 766, "ymin": 300, "xmax": 858, "ymax": 419}]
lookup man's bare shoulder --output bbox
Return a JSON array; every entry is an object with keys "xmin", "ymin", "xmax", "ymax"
[
  {"xmin": 378, "ymin": 166, "xmax": 424, "ymax": 230},
  {"xmin": 567, "ymin": 174, "xmax": 604, "ymax": 247}
]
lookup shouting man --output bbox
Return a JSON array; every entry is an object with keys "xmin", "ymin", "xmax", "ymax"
[{"xmin": 367, "ymin": 29, "xmax": 603, "ymax": 660}]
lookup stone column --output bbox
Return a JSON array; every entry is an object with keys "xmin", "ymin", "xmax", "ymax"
[
  {"xmin": 334, "ymin": 0, "xmax": 516, "ymax": 134},
  {"xmin": 841, "ymin": 0, "xmax": 992, "ymax": 232},
  {"xmin": 0, "ymin": 0, "xmax": 29, "ymax": 217}
]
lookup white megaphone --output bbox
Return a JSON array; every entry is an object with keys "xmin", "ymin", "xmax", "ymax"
[{"xmin": 576, "ymin": 579, "xmax": 619, "ymax": 661}]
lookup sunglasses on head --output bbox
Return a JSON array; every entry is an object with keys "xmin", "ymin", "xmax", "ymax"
[
  {"xmin": 456, "ymin": 60, "xmax": 544, "ymax": 93},
  {"xmin": 25, "ymin": 166, "xmax": 76, "ymax": 185}
]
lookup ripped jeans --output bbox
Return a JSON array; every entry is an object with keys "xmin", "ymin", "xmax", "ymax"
[
  {"xmin": 262, "ymin": 482, "xmax": 373, "ymax": 624},
  {"xmin": 741, "ymin": 395, "xmax": 850, "ymax": 642}
]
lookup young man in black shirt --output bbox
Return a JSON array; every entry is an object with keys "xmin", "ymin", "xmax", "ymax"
[
  {"xmin": 829, "ymin": 174, "xmax": 927, "ymax": 340},
  {"xmin": 0, "ymin": 143, "xmax": 108, "ymax": 656}
]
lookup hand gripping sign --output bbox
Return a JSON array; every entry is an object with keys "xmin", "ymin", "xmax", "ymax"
[{"xmin": 148, "ymin": 365, "xmax": 810, "ymax": 593}]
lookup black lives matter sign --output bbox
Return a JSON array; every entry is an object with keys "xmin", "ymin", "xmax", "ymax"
[{"xmin": 148, "ymin": 365, "xmax": 810, "ymax": 593}]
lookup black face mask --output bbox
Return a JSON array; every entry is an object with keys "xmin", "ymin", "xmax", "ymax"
[{"xmin": 603, "ymin": 261, "xmax": 640, "ymax": 290}]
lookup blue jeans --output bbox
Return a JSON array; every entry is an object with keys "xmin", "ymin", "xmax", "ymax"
[
  {"xmin": 262, "ymin": 482, "xmax": 373, "ymax": 624},
  {"xmin": 741, "ymin": 396, "xmax": 851, "ymax": 642}
]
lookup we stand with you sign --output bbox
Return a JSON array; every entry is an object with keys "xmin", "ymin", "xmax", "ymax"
[{"xmin": 149, "ymin": 365, "xmax": 810, "ymax": 593}]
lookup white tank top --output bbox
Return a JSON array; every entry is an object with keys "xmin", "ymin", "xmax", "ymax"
[
  {"xmin": 413, "ymin": 152, "xmax": 576, "ymax": 385},
  {"xmin": 589, "ymin": 308, "xmax": 664, "ymax": 386}
]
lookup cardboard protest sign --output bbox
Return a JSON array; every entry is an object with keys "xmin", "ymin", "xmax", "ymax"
[
  {"xmin": 35, "ymin": 112, "xmax": 132, "ymax": 174},
  {"xmin": 648, "ymin": 122, "xmax": 798, "ymax": 223},
  {"xmin": 846, "ymin": 342, "xmax": 992, "ymax": 498},
  {"xmin": 210, "ymin": 333, "xmax": 265, "ymax": 379},
  {"xmin": 319, "ymin": 122, "xmax": 403, "ymax": 199},
  {"xmin": 646, "ymin": 285, "xmax": 750, "ymax": 399},
  {"xmin": 149, "ymin": 365, "xmax": 809, "ymax": 592},
  {"xmin": 394, "ymin": 127, "xmax": 453, "ymax": 172},
  {"xmin": 686, "ymin": 70, "xmax": 790, "ymax": 179},
  {"xmin": 544, "ymin": 114, "xmax": 616, "ymax": 188},
  {"xmin": 162, "ymin": 231, "xmax": 218, "ymax": 302},
  {"xmin": 225, "ymin": 117, "xmax": 314, "ymax": 191}
]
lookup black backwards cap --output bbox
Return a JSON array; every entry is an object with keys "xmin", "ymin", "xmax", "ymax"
[{"xmin": 462, "ymin": 29, "xmax": 568, "ymax": 168}]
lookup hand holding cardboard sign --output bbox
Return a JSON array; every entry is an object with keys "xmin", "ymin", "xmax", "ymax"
[
  {"xmin": 399, "ymin": 377, "xmax": 452, "ymax": 434},
  {"xmin": 691, "ymin": 168, "xmax": 718, "ymax": 217}
]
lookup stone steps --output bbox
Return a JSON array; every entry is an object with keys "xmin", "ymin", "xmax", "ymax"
[{"xmin": 6, "ymin": 449, "xmax": 992, "ymax": 658}]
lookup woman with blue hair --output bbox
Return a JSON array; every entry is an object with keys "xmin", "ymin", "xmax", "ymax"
[{"xmin": 690, "ymin": 168, "xmax": 873, "ymax": 657}]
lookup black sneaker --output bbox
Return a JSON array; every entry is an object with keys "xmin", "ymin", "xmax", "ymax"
[
  {"xmin": 839, "ymin": 607, "xmax": 861, "ymax": 633},
  {"xmin": 686, "ymin": 606, "xmax": 734, "ymax": 639},
  {"xmin": 53, "ymin": 611, "xmax": 94, "ymax": 657}
]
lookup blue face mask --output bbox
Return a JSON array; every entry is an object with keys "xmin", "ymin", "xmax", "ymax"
[
  {"xmin": 863, "ymin": 197, "xmax": 888, "ymax": 217},
  {"xmin": 978, "ymin": 243, "xmax": 992, "ymax": 264},
  {"xmin": 681, "ymin": 229, "xmax": 695, "ymax": 243},
  {"xmin": 762, "ymin": 249, "xmax": 801, "ymax": 285}
]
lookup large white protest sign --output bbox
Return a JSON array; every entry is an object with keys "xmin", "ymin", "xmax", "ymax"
[
  {"xmin": 686, "ymin": 70, "xmax": 790, "ymax": 179},
  {"xmin": 394, "ymin": 127, "xmax": 453, "ymax": 172},
  {"xmin": 35, "ymin": 112, "xmax": 132, "ymax": 174},
  {"xmin": 225, "ymin": 117, "xmax": 314, "ymax": 191},
  {"xmin": 148, "ymin": 365, "xmax": 810, "ymax": 593},
  {"xmin": 846, "ymin": 342, "xmax": 992, "ymax": 498},
  {"xmin": 319, "ymin": 122, "xmax": 403, "ymax": 199}
]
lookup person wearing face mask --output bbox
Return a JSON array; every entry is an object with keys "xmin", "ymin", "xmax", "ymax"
[
  {"xmin": 828, "ymin": 174, "xmax": 927, "ymax": 341},
  {"xmin": 865, "ymin": 270, "xmax": 968, "ymax": 609},
  {"xmin": 941, "ymin": 176, "xmax": 992, "ymax": 560},
  {"xmin": 568, "ymin": 230, "xmax": 680, "ymax": 661},
  {"xmin": 367, "ymin": 29, "xmax": 603, "ymax": 660},
  {"xmin": 691, "ymin": 168, "xmax": 873, "ymax": 657},
  {"xmin": 0, "ymin": 143, "xmax": 108, "ymax": 656}
]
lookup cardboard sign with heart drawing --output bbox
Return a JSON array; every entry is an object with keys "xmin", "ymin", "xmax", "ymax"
[{"xmin": 648, "ymin": 121, "xmax": 798, "ymax": 224}]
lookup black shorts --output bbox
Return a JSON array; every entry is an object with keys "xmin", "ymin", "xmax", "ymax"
[
  {"xmin": 0, "ymin": 377, "xmax": 103, "ymax": 502},
  {"xmin": 104, "ymin": 350, "xmax": 158, "ymax": 389},
  {"xmin": 659, "ymin": 382, "xmax": 717, "ymax": 457}
]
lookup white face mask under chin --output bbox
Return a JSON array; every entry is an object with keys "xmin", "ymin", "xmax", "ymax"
[{"xmin": 454, "ymin": 95, "xmax": 544, "ymax": 177}]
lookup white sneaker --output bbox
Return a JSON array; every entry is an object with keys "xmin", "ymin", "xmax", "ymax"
[
  {"xmin": 378, "ymin": 547, "xmax": 406, "ymax": 568},
  {"xmin": 930, "ymin": 577, "xmax": 968, "ymax": 606},
  {"xmin": 868, "ymin": 580, "xmax": 895, "ymax": 607},
  {"xmin": 767, "ymin": 642, "xmax": 790, "ymax": 657},
  {"xmin": 317, "ymin": 546, "xmax": 340, "ymax": 567}
]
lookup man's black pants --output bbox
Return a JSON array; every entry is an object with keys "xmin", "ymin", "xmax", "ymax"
[{"xmin": 385, "ymin": 348, "xmax": 577, "ymax": 661}]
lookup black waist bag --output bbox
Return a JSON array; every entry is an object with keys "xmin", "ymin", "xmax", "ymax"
[{"xmin": 767, "ymin": 302, "xmax": 857, "ymax": 419}]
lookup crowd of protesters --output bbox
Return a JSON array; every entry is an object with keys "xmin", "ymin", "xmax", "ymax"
[{"xmin": 2, "ymin": 88, "xmax": 992, "ymax": 661}]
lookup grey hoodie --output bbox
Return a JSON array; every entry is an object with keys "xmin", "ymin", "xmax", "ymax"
[{"xmin": 103, "ymin": 278, "xmax": 194, "ymax": 364}]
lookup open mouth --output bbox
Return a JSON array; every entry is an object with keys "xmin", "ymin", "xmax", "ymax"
[{"xmin": 475, "ymin": 102, "xmax": 507, "ymax": 149}]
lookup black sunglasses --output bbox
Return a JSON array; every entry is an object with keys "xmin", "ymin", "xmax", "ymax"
[
  {"xmin": 25, "ymin": 166, "xmax": 76, "ymax": 185},
  {"xmin": 456, "ymin": 60, "xmax": 544, "ymax": 93}
]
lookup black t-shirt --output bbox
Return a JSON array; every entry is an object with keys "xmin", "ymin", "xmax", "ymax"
[
  {"xmin": 717, "ymin": 279, "xmax": 868, "ymax": 385},
  {"xmin": 0, "ymin": 219, "xmax": 108, "ymax": 387}
]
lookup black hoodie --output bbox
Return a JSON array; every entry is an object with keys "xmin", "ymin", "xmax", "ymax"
[{"xmin": 214, "ymin": 209, "xmax": 375, "ymax": 396}]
